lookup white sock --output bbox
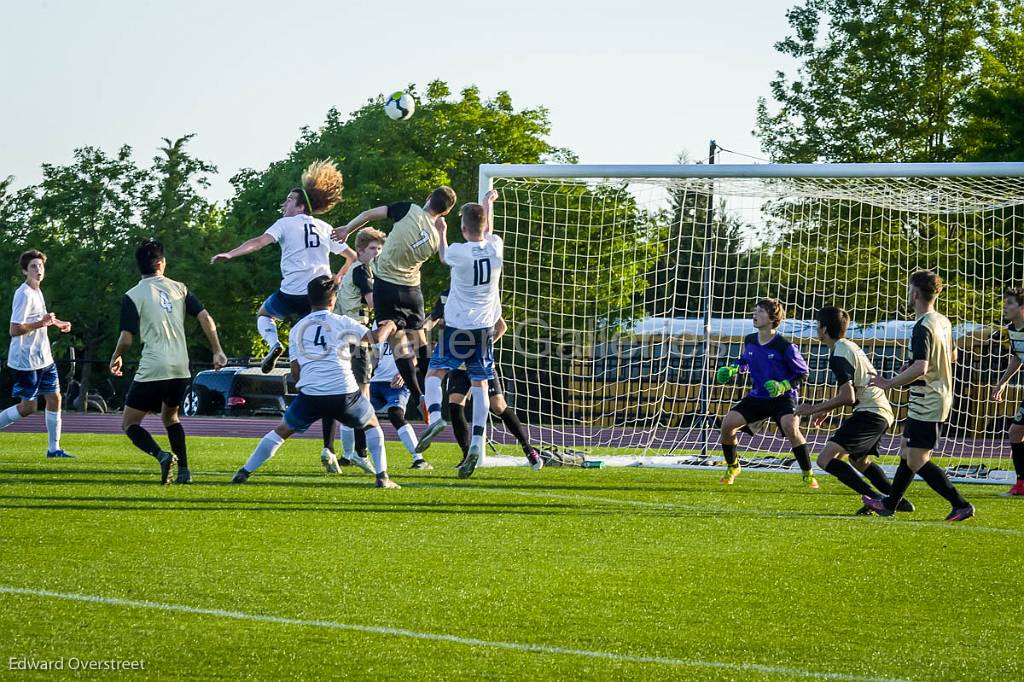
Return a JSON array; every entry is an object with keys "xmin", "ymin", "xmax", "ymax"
[
  {"xmin": 470, "ymin": 385, "xmax": 488, "ymax": 455},
  {"xmin": 340, "ymin": 426, "xmax": 355, "ymax": 458},
  {"xmin": 45, "ymin": 409, "xmax": 61, "ymax": 452},
  {"xmin": 257, "ymin": 315, "xmax": 280, "ymax": 348},
  {"xmin": 0, "ymin": 405, "xmax": 23, "ymax": 430},
  {"xmin": 366, "ymin": 426, "xmax": 387, "ymax": 475},
  {"xmin": 425, "ymin": 375, "xmax": 443, "ymax": 424},
  {"xmin": 397, "ymin": 424, "xmax": 419, "ymax": 457},
  {"xmin": 244, "ymin": 430, "xmax": 284, "ymax": 473}
]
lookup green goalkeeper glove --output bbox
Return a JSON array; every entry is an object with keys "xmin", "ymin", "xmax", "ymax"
[
  {"xmin": 715, "ymin": 364, "xmax": 739, "ymax": 385},
  {"xmin": 764, "ymin": 379, "xmax": 792, "ymax": 398}
]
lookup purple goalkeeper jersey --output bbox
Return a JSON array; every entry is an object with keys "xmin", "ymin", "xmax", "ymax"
[{"xmin": 737, "ymin": 332, "xmax": 809, "ymax": 399}]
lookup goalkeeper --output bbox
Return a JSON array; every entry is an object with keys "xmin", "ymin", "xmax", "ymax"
[{"xmin": 715, "ymin": 298, "xmax": 817, "ymax": 488}]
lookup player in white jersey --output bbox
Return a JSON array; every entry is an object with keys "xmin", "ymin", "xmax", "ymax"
[
  {"xmin": 211, "ymin": 160, "xmax": 356, "ymax": 372},
  {"xmin": 416, "ymin": 190, "xmax": 503, "ymax": 479},
  {"xmin": 231, "ymin": 276, "xmax": 399, "ymax": 488},
  {"xmin": 0, "ymin": 250, "xmax": 75, "ymax": 458}
]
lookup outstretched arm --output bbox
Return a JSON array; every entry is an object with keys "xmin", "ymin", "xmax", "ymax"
[
  {"xmin": 481, "ymin": 189, "xmax": 498, "ymax": 236},
  {"xmin": 332, "ymin": 206, "xmax": 389, "ymax": 243},
  {"xmin": 197, "ymin": 310, "xmax": 228, "ymax": 370},
  {"xmin": 211, "ymin": 234, "xmax": 275, "ymax": 263}
]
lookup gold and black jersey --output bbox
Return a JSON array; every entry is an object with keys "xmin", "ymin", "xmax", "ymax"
[
  {"xmin": 336, "ymin": 261, "xmax": 374, "ymax": 324},
  {"xmin": 374, "ymin": 202, "xmax": 439, "ymax": 287},
  {"xmin": 829, "ymin": 338, "xmax": 894, "ymax": 425},
  {"xmin": 121, "ymin": 276, "xmax": 204, "ymax": 382},
  {"xmin": 1005, "ymin": 322, "xmax": 1024, "ymax": 363},
  {"xmin": 907, "ymin": 311, "xmax": 954, "ymax": 422}
]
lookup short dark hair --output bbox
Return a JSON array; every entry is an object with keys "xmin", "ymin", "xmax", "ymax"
[
  {"xmin": 1004, "ymin": 287, "xmax": 1024, "ymax": 307},
  {"xmin": 816, "ymin": 305, "xmax": 850, "ymax": 340},
  {"xmin": 135, "ymin": 238, "xmax": 165, "ymax": 275},
  {"xmin": 460, "ymin": 202, "xmax": 486, "ymax": 237},
  {"xmin": 910, "ymin": 270, "xmax": 943, "ymax": 303},
  {"xmin": 307, "ymin": 274, "xmax": 337, "ymax": 307},
  {"xmin": 19, "ymin": 249, "xmax": 46, "ymax": 272},
  {"xmin": 427, "ymin": 186, "xmax": 457, "ymax": 214},
  {"xmin": 755, "ymin": 298, "xmax": 786, "ymax": 329}
]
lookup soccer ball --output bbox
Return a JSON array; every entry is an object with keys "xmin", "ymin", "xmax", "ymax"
[{"xmin": 384, "ymin": 91, "xmax": 415, "ymax": 121}]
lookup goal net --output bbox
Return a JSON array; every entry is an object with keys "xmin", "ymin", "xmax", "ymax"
[{"xmin": 479, "ymin": 163, "xmax": 1024, "ymax": 484}]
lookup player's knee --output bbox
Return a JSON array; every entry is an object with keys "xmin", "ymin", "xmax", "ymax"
[
  {"xmin": 816, "ymin": 451, "xmax": 834, "ymax": 470},
  {"xmin": 18, "ymin": 400, "xmax": 38, "ymax": 417},
  {"xmin": 44, "ymin": 393, "xmax": 61, "ymax": 411},
  {"xmin": 490, "ymin": 395, "xmax": 507, "ymax": 413},
  {"xmin": 387, "ymin": 407, "xmax": 406, "ymax": 429}
]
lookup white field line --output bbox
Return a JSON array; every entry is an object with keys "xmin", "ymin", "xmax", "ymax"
[
  {"xmin": 2, "ymin": 463, "xmax": 1021, "ymax": 537},
  {"xmin": 0, "ymin": 585, "xmax": 909, "ymax": 682}
]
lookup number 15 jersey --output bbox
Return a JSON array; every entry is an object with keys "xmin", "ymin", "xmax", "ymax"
[
  {"xmin": 288, "ymin": 309, "xmax": 370, "ymax": 395},
  {"xmin": 444, "ymin": 233, "xmax": 503, "ymax": 330},
  {"xmin": 265, "ymin": 214, "xmax": 346, "ymax": 296}
]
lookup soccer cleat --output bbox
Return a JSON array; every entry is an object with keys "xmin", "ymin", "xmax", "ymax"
[
  {"xmin": 321, "ymin": 448, "xmax": 342, "ymax": 474},
  {"xmin": 720, "ymin": 464, "xmax": 741, "ymax": 485},
  {"xmin": 175, "ymin": 466, "xmax": 193, "ymax": 485},
  {"xmin": 860, "ymin": 494, "xmax": 894, "ymax": 517},
  {"xmin": 343, "ymin": 452, "xmax": 375, "ymax": 476},
  {"xmin": 855, "ymin": 504, "xmax": 875, "ymax": 516},
  {"xmin": 375, "ymin": 476, "xmax": 401, "ymax": 489},
  {"xmin": 458, "ymin": 443, "xmax": 481, "ymax": 479},
  {"xmin": 157, "ymin": 451, "xmax": 177, "ymax": 485},
  {"xmin": 945, "ymin": 503, "xmax": 975, "ymax": 522},
  {"xmin": 526, "ymin": 448, "xmax": 544, "ymax": 471},
  {"xmin": 260, "ymin": 342, "xmax": 284, "ymax": 373},
  {"xmin": 999, "ymin": 480, "xmax": 1024, "ymax": 497},
  {"xmin": 802, "ymin": 472, "xmax": 819, "ymax": 489},
  {"xmin": 895, "ymin": 497, "xmax": 915, "ymax": 512},
  {"xmin": 46, "ymin": 449, "xmax": 75, "ymax": 459},
  {"xmin": 410, "ymin": 458, "xmax": 433, "ymax": 470},
  {"xmin": 230, "ymin": 467, "xmax": 251, "ymax": 484},
  {"xmin": 415, "ymin": 419, "xmax": 448, "ymax": 454}
]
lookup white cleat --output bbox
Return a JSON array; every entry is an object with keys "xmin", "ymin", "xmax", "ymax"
[
  {"xmin": 415, "ymin": 419, "xmax": 448, "ymax": 454},
  {"xmin": 343, "ymin": 453, "xmax": 375, "ymax": 476},
  {"xmin": 375, "ymin": 476, "xmax": 401, "ymax": 489},
  {"xmin": 321, "ymin": 448, "xmax": 342, "ymax": 474}
]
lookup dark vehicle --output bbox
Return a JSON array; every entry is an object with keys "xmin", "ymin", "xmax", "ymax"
[{"xmin": 182, "ymin": 367, "xmax": 296, "ymax": 417}]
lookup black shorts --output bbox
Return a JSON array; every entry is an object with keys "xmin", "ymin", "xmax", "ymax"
[
  {"xmin": 373, "ymin": 278, "xmax": 424, "ymax": 331},
  {"xmin": 731, "ymin": 395, "xmax": 796, "ymax": 430},
  {"xmin": 125, "ymin": 378, "xmax": 190, "ymax": 414},
  {"xmin": 1012, "ymin": 399, "xmax": 1024, "ymax": 427},
  {"xmin": 448, "ymin": 367, "xmax": 504, "ymax": 398},
  {"xmin": 351, "ymin": 345, "xmax": 374, "ymax": 385},
  {"xmin": 902, "ymin": 418, "xmax": 943, "ymax": 450},
  {"xmin": 829, "ymin": 411, "xmax": 890, "ymax": 459}
]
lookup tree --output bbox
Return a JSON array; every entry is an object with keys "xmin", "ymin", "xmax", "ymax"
[{"xmin": 755, "ymin": 0, "xmax": 998, "ymax": 163}]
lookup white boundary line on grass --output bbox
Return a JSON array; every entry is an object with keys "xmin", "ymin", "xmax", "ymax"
[{"xmin": 0, "ymin": 585, "xmax": 908, "ymax": 682}]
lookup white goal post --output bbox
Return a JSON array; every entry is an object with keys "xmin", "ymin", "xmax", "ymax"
[{"xmin": 477, "ymin": 162, "xmax": 1024, "ymax": 484}]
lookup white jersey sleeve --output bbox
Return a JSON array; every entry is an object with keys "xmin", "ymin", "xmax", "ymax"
[{"xmin": 443, "ymin": 234, "xmax": 503, "ymax": 330}]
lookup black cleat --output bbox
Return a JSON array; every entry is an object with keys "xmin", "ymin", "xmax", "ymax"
[
  {"xmin": 855, "ymin": 504, "xmax": 875, "ymax": 516},
  {"xmin": 260, "ymin": 342, "xmax": 284, "ymax": 373},
  {"xmin": 157, "ymin": 451, "xmax": 177, "ymax": 485},
  {"xmin": 895, "ymin": 497, "xmax": 915, "ymax": 513},
  {"xmin": 410, "ymin": 458, "xmax": 433, "ymax": 470},
  {"xmin": 175, "ymin": 466, "xmax": 193, "ymax": 485},
  {"xmin": 231, "ymin": 467, "xmax": 251, "ymax": 484}
]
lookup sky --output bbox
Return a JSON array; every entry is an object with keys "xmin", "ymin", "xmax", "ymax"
[{"xmin": 0, "ymin": 0, "xmax": 797, "ymax": 202}]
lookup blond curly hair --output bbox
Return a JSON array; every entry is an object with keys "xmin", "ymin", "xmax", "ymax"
[{"xmin": 294, "ymin": 160, "xmax": 343, "ymax": 215}]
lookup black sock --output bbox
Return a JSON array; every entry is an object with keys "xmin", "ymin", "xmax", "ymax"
[
  {"xmin": 885, "ymin": 461, "xmax": 916, "ymax": 511},
  {"xmin": 322, "ymin": 418, "xmax": 336, "ymax": 452},
  {"xmin": 916, "ymin": 461, "xmax": 968, "ymax": 508},
  {"xmin": 1012, "ymin": 442, "xmax": 1024, "ymax": 481},
  {"xmin": 495, "ymin": 408, "xmax": 532, "ymax": 453},
  {"xmin": 354, "ymin": 428, "xmax": 367, "ymax": 458},
  {"xmin": 387, "ymin": 407, "xmax": 407, "ymax": 430},
  {"xmin": 396, "ymin": 357, "xmax": 422, "ymax": 401},
  {"xmin": 860, "ymin": 461, "xmax": 892, "ymax": 494},
  {"xmin": 722, "ymin": 442, "xmax": 738, "ymax": 466},
  {"xmin": 126, "ymin": 424, "xmax": 162, "ymax": 458},
  {"xmin": 450, "ymin": 403, "xmax": 470, "ymax": 455},
  {"xmin": 166, "ymin": 422, "xmax": 187, "ymax": 469},
  {"xmin": 416, "ymin": 344, "xmax": 430, "ymax": 397},
  {"xmin": 825, "ymin": 459, "xmax": 875, "ymax": 496},
  {"xmin": 792, "ymin": 444, "xmax": 812, "ymax": 472}
]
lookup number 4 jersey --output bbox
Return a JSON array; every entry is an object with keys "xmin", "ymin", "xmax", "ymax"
[
  {"xmin": 288, "ymin": 309, "xmax": 370, "ymax": 395},
  {"xmin": 444, "ymin": 233, "xmax": 503, "ymax": 330},
  {"xmin": 264, "ymin": 214, "xmax": 347, "ymax": 296}
]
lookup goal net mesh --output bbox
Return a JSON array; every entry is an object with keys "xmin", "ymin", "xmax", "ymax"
[{"xmin": 484, "ymin": 169, "xmax": 1024, "ymax": 482}]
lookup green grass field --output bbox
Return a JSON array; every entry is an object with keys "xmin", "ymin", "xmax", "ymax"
[{"xmin": 1, "ymin": 432, "xmax": 1021, "ymax": 681}]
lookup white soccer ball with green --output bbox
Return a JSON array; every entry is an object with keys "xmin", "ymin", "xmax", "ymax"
[{"xmin": 385, "ymin": 91, "xmax": 415, "ymax": 120}]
